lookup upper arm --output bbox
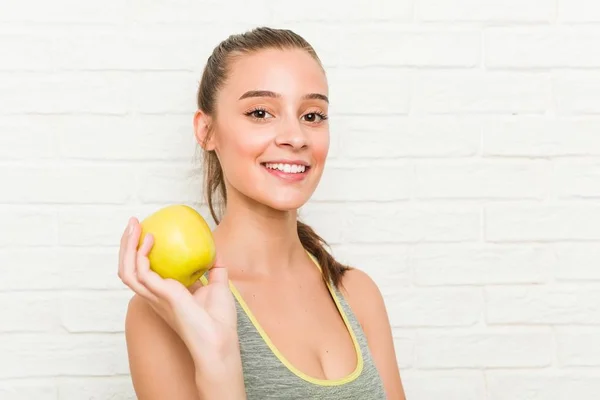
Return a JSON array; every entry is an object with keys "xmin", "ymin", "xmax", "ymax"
[
  {"xmin": 125, "ymin": 294, "xmax": 200, "ymax": 400},
  {"xmin": 341, "ymin": 269, "xmax": 406, "ymax": 400}
]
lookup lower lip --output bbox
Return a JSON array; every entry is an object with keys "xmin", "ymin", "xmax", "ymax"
[{"xmin": 262, "ymin": 165, "xmax": 309, "ymax": 182}]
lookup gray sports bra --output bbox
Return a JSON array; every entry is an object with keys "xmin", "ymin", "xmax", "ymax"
[{"xmin": 199, "ymin": 254, "xmax": 386, "ymax": 399}]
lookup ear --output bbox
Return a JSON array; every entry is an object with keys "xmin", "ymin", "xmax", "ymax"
[{"xmin": 193, "ymin": 109, "xmax": 216, "ymax": 151}]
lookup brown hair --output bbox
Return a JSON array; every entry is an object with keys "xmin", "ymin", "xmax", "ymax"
[{"xmin": 196, "ymin": 26, "xmax": 350, "ymax": 288}]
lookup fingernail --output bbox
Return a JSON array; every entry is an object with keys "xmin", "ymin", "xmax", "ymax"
[{"xmin": 128, "ymin": 220, "xmax": 134, "ymax": 235}]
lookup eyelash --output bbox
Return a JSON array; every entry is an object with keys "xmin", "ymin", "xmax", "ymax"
[{"xmin": 244, "ymin": 107, "xmax": 328, "ymax": 123}]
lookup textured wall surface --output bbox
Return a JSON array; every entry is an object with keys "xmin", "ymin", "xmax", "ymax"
[{"xmin": 1, "ymin": 0, "xmax": 600, "ymax": 399}]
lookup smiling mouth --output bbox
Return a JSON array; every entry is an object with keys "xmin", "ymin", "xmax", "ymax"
[{"xmin": 261, "ymin": 162, "xmax": 310, "ymax": 174}]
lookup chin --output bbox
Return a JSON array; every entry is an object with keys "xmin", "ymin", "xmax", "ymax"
[{"xmin": 259, "ymin": 192, "xmax": 311, "ymax": 212}]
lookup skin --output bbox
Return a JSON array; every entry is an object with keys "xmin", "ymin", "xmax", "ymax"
[{"xmin": 120, "ymin": 47, "xmax": 406, "ymax": 399}]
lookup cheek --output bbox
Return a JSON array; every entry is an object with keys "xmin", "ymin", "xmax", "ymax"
[
  {"xmin": 216, "ymin": 118, "xmax": 267, "ymax": 161},
  {"xmin": 214, "ymin": 123, "xmax": 270, "ymax": 185},
  {"xmin": 312, "ymin": 130, "xmax": 330, "ymax": 163}
]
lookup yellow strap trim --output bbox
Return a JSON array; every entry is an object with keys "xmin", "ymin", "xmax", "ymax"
[{"xmin": 199, "ymin": 252, "xmax": 364, "ymax": 386}]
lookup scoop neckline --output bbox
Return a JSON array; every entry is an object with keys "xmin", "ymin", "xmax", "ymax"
[{"xmin": 199, "ymin": 252, "xmax": 364, "ymax": 386}]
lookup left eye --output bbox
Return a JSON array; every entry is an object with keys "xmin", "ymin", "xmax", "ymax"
[{"xmin": 302, "ymin": 113, "xmax": 324, "ymax": 122}]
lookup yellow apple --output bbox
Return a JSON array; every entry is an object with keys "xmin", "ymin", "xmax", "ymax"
[{"xmin": 138, "ymin": 204, "xmax": 216, "ymax": 287}]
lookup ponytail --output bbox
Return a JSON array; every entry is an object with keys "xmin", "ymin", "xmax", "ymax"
[{"xmin": 297, "ymin": 220, "xmax": 350, "ymax": 288}]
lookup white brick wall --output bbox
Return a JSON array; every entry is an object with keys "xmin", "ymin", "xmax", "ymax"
[{"xmin": 1, "ymin": 0, "xmax": 600, "ymax": 398}]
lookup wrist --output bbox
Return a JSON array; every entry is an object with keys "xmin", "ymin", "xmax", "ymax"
[
  {"xmin": 195, "ymin": 356, "xmax": 246, "ymax": 399},
  {"xmin": 194, "ymin": 337, "xmax": 246, "ymax": 399}
]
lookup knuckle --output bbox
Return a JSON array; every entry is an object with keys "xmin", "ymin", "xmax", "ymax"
[{"xmin": 136, "ymin": 269, "xmax": 147, "ymax": 283}]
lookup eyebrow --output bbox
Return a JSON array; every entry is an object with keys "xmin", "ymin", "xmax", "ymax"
[{"xmin": 238, "ymin": 90, "xmax": 329, "ymax": 104}]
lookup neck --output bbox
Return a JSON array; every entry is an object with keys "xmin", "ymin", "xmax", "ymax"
[{"xmin": 211, "ymin": 193, "xmax": 305, "ymax": 277}]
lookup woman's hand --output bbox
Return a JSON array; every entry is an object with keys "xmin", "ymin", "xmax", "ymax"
[{"xmin": 117, "ymin": 216, "xmax": 241, "ymax": 376}]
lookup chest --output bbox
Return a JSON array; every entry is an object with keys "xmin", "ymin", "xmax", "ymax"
[
  {"xmin": 230, "ymin": 275, "xmax": 359, "ymax": 382},
  {"xmin": 231, "ymin": 288, "xmax": 387, "ymax": 400}
]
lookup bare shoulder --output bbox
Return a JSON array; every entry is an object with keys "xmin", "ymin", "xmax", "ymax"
[
  {"xmin": 339, "ymin": 268, "xmax": 406, "ymax": 400},
  {"xmin": 125, "ymin": 295, "xmax": 200, "ymax": 400},
  {"xmin": 339, "ymin": 268, "xmax": 388, "ymax": 325}
]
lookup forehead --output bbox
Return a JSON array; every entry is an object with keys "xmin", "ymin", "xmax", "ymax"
[{"xmin": 223, "ymin": 48, "xmax": 328, "ymax": 98}]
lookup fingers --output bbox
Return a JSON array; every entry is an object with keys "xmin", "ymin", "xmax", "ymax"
[
  {"xmin": 135, "ymin": 232, "xmax": 172, "ymax": 301},
  {"xmin": 119, "ymin": 218, "xmax": 158, "ymax": 303},
  {"xmin": 117, "ymin": 218, "xmax": 134, "ymax": 280}
]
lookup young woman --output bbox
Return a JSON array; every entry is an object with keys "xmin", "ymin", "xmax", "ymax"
[{"xmin": 118, "ymin": 27, "xmax": 406, "ymax": 399}]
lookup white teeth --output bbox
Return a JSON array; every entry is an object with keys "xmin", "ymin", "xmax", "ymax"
[{"xmin": 264, "ymin": 163, "xmax": 307, "ymax": 174}]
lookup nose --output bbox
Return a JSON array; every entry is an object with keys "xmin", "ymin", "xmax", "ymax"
[{"xmin": 275, "ymin": 117, "xmax": 308, "ymax": 150}]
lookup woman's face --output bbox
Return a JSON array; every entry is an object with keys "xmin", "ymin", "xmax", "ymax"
[{"xmin": 199, "ymin": 48, "xmax": 330, "ymax": 212}]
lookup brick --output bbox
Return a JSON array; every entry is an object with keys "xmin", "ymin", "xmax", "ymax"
[
  {"xmin": 337, "ymin": 116, "xmax": 480, "ymax": 158},
  {"xmin": 0, "ymin": 333, "xmax": 129, "ymax": 378},
  {"xmin": 0, "ymin": 0, "xmax": 130, "ymax": 23},
  {"xmin": 415, "ymin": 160, "xmax": 548, "ymax": 200},
  {"xmin": 483, "ymin": 117, "xmax": 600, "ymax": 157},
  {"xmin": 57, "ymin": 205, "xmax": 154, "ymax": 247},
  {"xmin": 327, "ymin": 69, "xmax": 410, "ymax": 115},
  {"xmin": 298, "ymin": 204, "xmax": 346, "ymax": 244},
  {"xmin": 386, "ymin": 288, "xmax": 483, "ymax": 327},
  {"xmin": 0, "ymin": 207, "xmax": 56, "ymax": 247},
  {"xmin": 57, "ymin": 205, "xmax": 212, "ymax": 247},
  {"xmin": 392, "ymin": 329, "xmax": 415, "ymax": 369},
  {"xmin": 487, "ymin": 371, "xmax": 600, "ymax": 400},
  {"xmin": 131, "ymin": 0, "xmax": 272, "ymax": 24},
  {"xmin": 485, "ymin": 27, "xmax": 600, "ymax": 68},
  {"xmin": 302, "ymin": 203, "xmax": 480, "ymax": 244},
  {"xmin": 0, "ymin": 117, "xmax": 57, "ymax": 160},
  {"xmin": 130, "ymin": 71, "xmax": 199, "ymax": 114},
  {"xmin": 0, "ymin": 26, "xmax": 127, "ymax": 72},
  {"xmin": 329, "ymin": 244, "xmax": 411, "ymax": 298},
  {"xmin": 412, "ymin": 71, "xmax": 551, "ymax": 114},
  {"xmin": 60, "ymin": 291, "xmax": 131, "ymax": 333},
  {"xmin": 0, "ymin": 24, "xmax": 253, "ymax": 72},
  {"xmin": 415, "ymin": 328, "xmax": 553, "ymax": 368},
  {"xmin": 312, "ymin": 162, "xmax": 413, "ymax": 202},
  {"xmin": 58, "ymin": 115, "xmax": 197, "ymax": 161},
  {"xmin": 486, "ymin": 286, "xmax": 600, "ymax": 325},
  {"xmin": 124, "ymin": 24, "xmax": 251, "ymax": 71},
  {"xmin": 485, "ymin": 204, "xmax": 600, "ymax": 241},
  {"xmin": 553, "ymin": 244, "xmax": 600, "ymax": 281},
  {"xmin": 554, "ymin": 161, "xmax": 600, "ymax": 199},
  {"xmin": 137, "ymin": 164, "xmax": 204, "ymax": 204},
  {"xmin": 402, "ymin": 371, "xmax": 486, "ymax": 400},
  {"xmin": 0, "ymin": 293, "xmax": 61, "ymax": 332},
  {"xmin": 0, "ymin": 166, "xmax": 135, "ymax": 204},
  {"xmin": 271, "ymin": 0, "xmax": 413, "ymax": 22},
  {"xmin": 345, "ymin": 204, "xmax": 480, "ymax": 243},
  {"xmin": 0, "ymin": 249, "xmax": 126, "ymax": 290},
  {"xmin": 418, "ymin": 0, "xmax": 554, "ymax": 22},
  {"xmin": 554, "ymin": 72, "xmax": 600, "ymax": 115},
  {"xmin": 0, "ymin": 379, "xmax": 57, "ymax": 400},
  {"xmin": 0, "ymin": 72, "xmax": 132, "ymax": 115},
  {"xmin": 556, "ymin": 329, "xmax": 600, "ymax": 367},
  {"xmin": 413, "ymin": 244, "xmax": 550, "ymax": 285},
  {"xmin": 339, "ymin": 28, "xmax": 480, "ymax": 67}
]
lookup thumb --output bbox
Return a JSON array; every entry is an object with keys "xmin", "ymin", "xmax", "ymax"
[{"xmin": 207, "ymin": 263, "xmax": 229, "ymax": 286}]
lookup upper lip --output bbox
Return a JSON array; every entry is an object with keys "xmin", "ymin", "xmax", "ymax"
[{"xmin": 262, "ymin": 160, "xmax": 311, "ymax": 167}]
